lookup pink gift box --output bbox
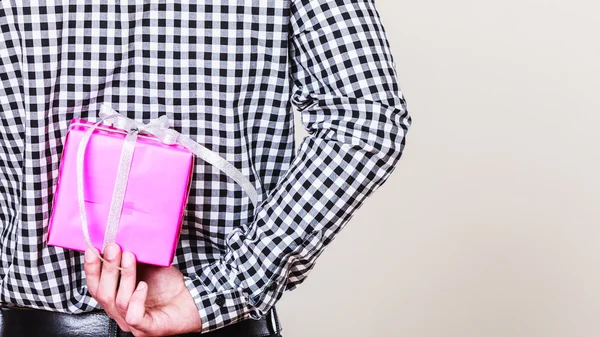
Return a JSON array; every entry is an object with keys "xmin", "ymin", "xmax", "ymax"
[{"xmin": 47, "ymin": 118, "xmax": 194, "ymax": 267}]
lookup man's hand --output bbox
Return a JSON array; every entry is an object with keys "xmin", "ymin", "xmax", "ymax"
[{"xmin": 84, "ymin": 244, "xmax": 202, "ymax": 337}]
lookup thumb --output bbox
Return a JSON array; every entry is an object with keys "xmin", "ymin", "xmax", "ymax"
[{"xmin": 125, "ymin": 281, "xmax": 154, "ymax": 331}]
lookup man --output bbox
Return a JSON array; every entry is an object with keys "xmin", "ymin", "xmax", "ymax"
[{"xmin": 0, "ymin": 1, "xmax": 412, "ymax": 336}]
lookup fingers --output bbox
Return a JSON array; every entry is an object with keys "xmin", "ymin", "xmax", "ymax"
[
  {"xmin": 95, "ymin": 244, "xmax": 130, "ymax": 331},
  {"xmin": 96, "ymin": 243, "xmax": 121, "ymax": 306},
  {"xmin": 84, "ymin": 247, "xmax": 101, "ymax": 297},
  {"xmin": 84, "ymin": 244, "xmax": 144, "ymax": 333},
  {"xmin": 115, "ymin": 251, "xmax": 137, "ymax": 318},
  {"xmin": 126, "ymin": 281, "xmax": 155, "ymax": 331}
]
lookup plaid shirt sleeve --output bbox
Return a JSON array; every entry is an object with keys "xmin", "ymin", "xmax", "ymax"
[{"xmin": 184, "ymin": 0, "xmax": 413, "ymax": 332}]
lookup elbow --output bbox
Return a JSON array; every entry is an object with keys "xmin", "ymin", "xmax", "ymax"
[
  {"xmin": 298, "ymin": 91, "xmax": 413, "ymax": 168},
  {"xmin": 363, "ymin": 103, "xmax": 413, "ymax": 168}
]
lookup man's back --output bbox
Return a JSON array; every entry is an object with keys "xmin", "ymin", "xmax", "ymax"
[
  {"xmin": 0, "ymin": 1, "xmax": 411, "ymax": 334},
  {"xmin": 1, "ymin": 0, "xmax": 292, "ymax": 314}
]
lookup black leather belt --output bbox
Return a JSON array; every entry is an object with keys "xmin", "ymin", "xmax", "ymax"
[{"xmin": 0, "ymin": 306, "xmax": 281, "ymax": 337}]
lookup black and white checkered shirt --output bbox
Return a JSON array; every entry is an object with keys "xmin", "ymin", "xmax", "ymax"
[{"xmin": 0, "ymin": 0, "xmax": 412, "ymax": 333}]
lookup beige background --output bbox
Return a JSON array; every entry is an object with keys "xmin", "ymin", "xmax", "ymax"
[{"xmin": 277, "ymin": 0, "xmax": 600, "ymax": 336}]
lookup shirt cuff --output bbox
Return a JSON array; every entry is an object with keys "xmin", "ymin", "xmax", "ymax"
[
  {"xmin": 183, "ymin": 233, "xmax": 290, "ymax": 333},
  {"xmin": 184, "ymin": 274, "xmax": 252, "ymax": 334}
]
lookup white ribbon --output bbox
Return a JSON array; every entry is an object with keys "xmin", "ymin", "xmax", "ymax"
[{"xmin": 77, "ymin": 104, "xmax": 258, "ymax": 269}]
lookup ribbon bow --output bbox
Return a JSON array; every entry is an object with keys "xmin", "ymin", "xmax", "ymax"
[
  {"xmin": 99, "ymin": 107, "xmax": 181, "ymax": 145},
  {"xmin": 77, "ymin": 104, "xmax": 258, "ymax": 269}
]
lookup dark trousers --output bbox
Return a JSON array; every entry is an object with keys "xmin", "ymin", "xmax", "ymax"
[{"xmin": 0, "ymin": 306, "xmax": 282, "ymax": 337}]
